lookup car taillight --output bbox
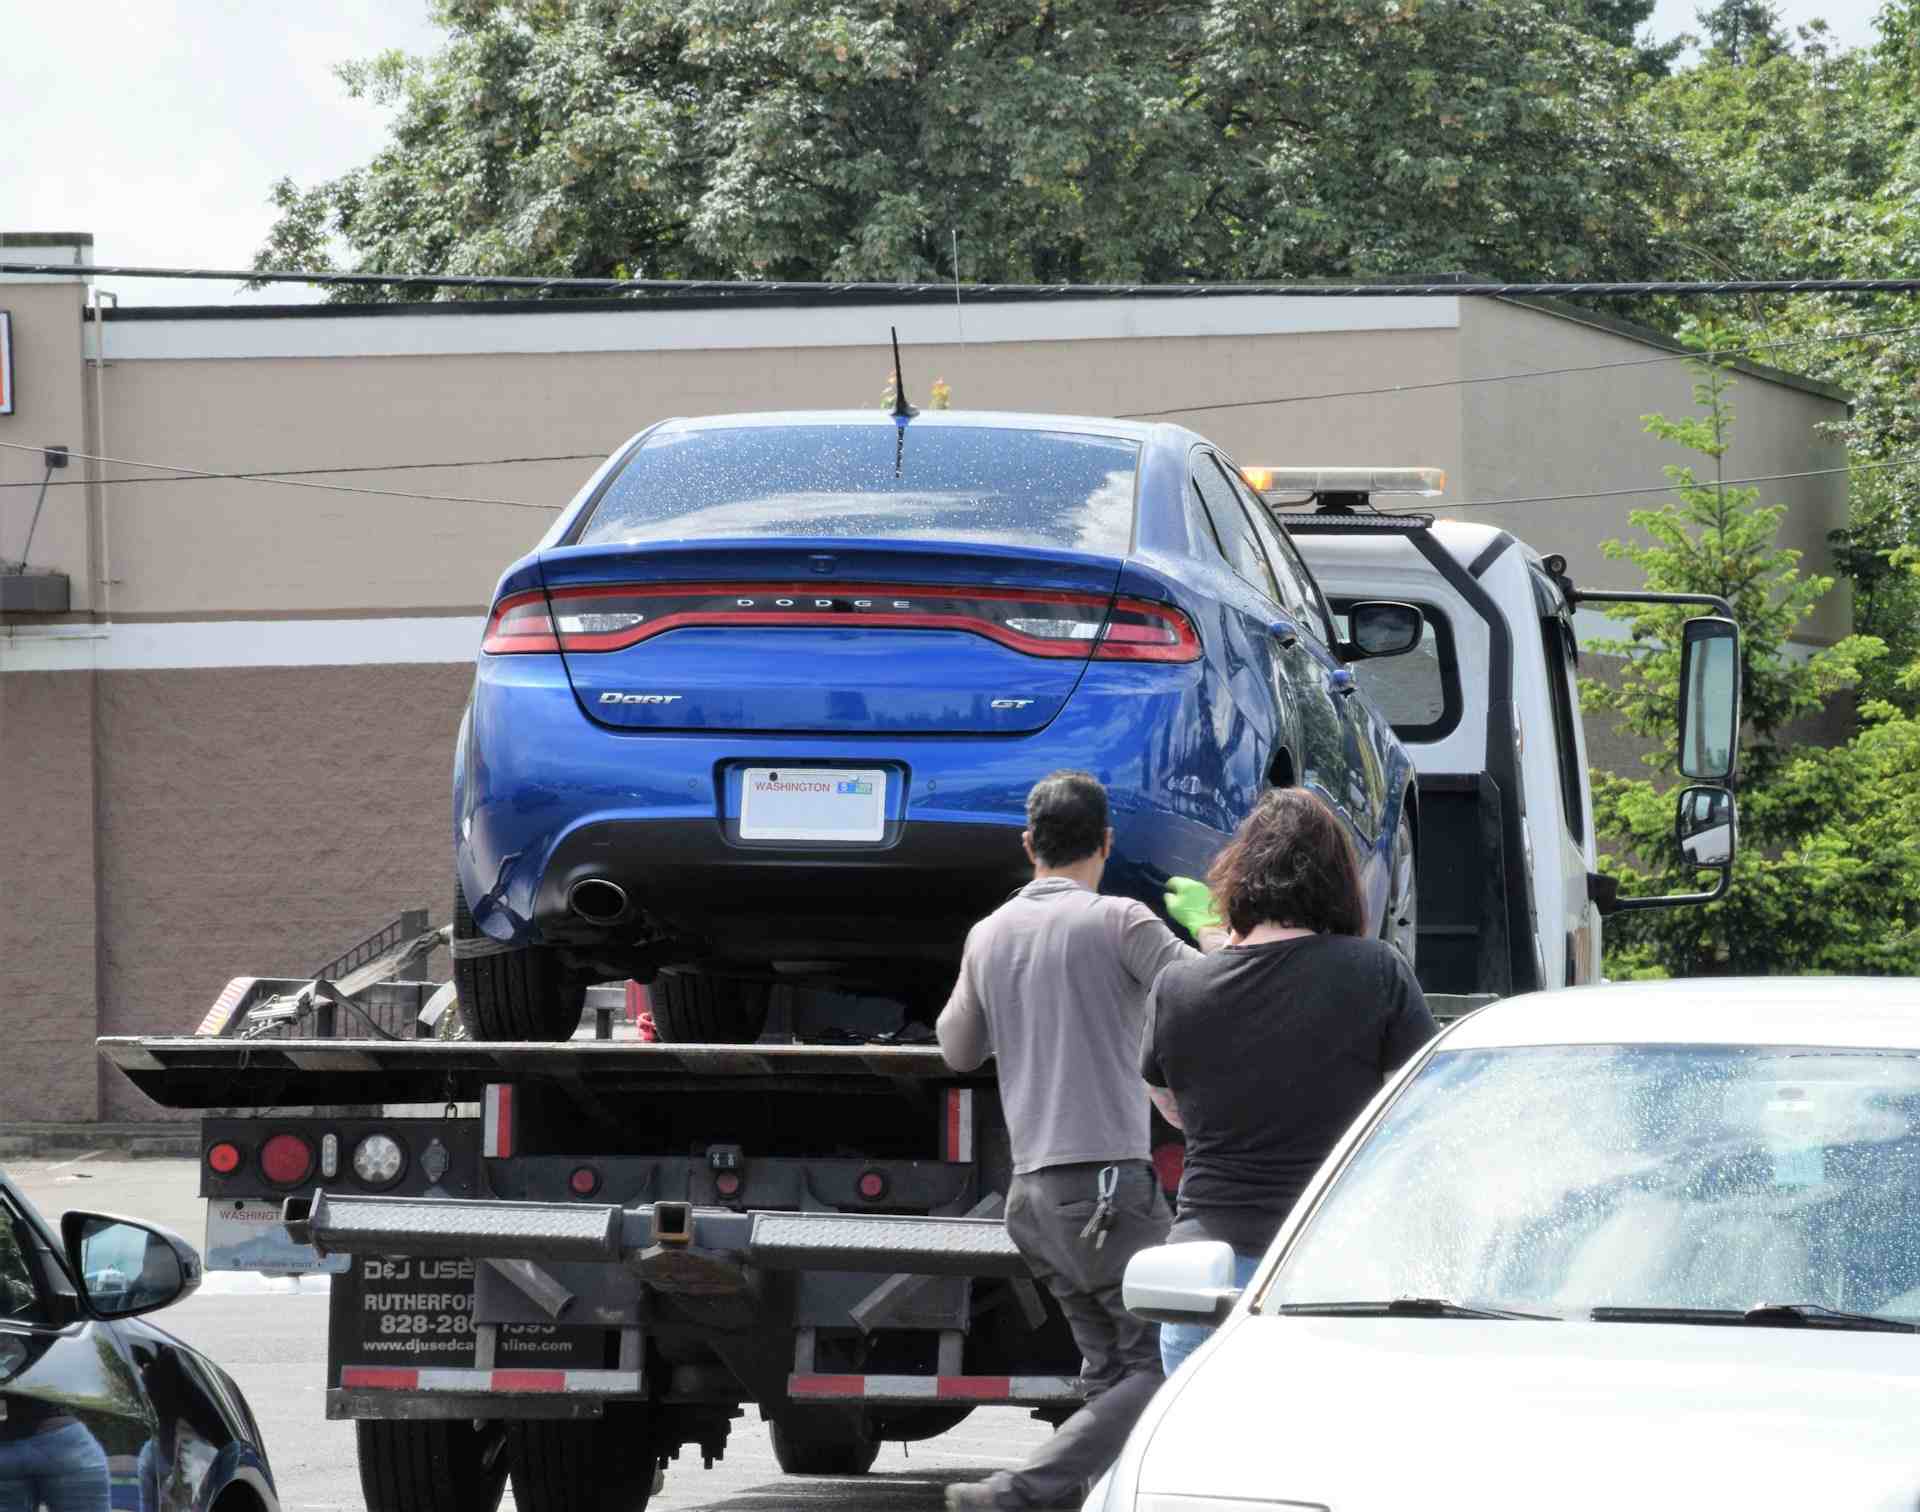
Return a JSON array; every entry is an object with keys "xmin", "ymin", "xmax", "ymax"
[
  {"xmin": 206, "ymin": 1142, "xmax": 242, "ymax": 1176},
  {"xmin": 483, "ymin": 583, "xmax": 1200, "ymax": 663},
  {"xmin": 260, "ymin": 1133, "xmax": 315, "ymax": 1187},
  {"xmin": 481, "ymin": 591, "xmax": 561, "ymax": 653}
]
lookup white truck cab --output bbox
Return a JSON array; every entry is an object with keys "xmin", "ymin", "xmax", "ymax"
[{"xmin": 1265, "ymin": 469, "xmax": 1741, "ymax": 1001}]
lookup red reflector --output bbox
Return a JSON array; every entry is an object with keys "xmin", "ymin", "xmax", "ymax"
[
  {"xmin": 481, "ymin": 590, "xmax": 561, "ymax": 654},
  {"xmin": 857, "ymin": 1171, "xmax": 887, "ymax": 1201},
  {"xmin": 206, "ymin": 1142, "xmax": 242, "ymax": 1176},
  {"xmin": 1151, "ymin": 1142, "xmax": 1184, "ymax": 1198},
  {"xmin": 569, "ymin": 1166, "xmax": 601, "ymax": 1197},
  {"xmin": 715, "ymin": 1172, "xmax": 743, "ymax": 1198},
  {"xmin": 260, "ymin": 1133, "xmax": 315, "ymax": 1187}
]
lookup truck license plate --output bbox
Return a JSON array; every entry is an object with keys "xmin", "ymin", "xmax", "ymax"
[
  {"xmin": 206, "ymin": 1198, "xmax": 347, "ymax": 1274},
  {"xmin": 740, "ymin": 767, "xmax": 887, "ymax": 842}
]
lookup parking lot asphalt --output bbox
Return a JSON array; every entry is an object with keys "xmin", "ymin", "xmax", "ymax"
[{"xmin": 10, "ymin": 1156, "xmax": 1054, "ymax": 1512}]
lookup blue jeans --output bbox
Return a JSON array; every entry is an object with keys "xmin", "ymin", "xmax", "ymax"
[
  {"xmin": 0, "ymin": 1419, "xmax": 112, "ymax": 1512},
  {"xmin": 1158, "ymin": 1251, "xmax": 1262, "ymax": 1378}
]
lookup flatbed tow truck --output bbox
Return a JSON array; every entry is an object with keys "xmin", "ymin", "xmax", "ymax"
[{"xmin": 94, "ymin": 476, "xmax": 1744, "ymax": 1512}]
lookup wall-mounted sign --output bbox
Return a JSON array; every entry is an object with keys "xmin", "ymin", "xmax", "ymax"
[{"xmin": 0, "ymin": 311, "xmax": 12, "ymax": 415}]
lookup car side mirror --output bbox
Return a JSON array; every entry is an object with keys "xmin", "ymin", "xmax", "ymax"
[
  {"xmin": 61, "ymin": 1212, "xmax": 202, "ymax": 1319},
  {"xmin": 1675, "ymin": 784, "xmax": 1736, "ymax": 870},
  {"xmin": 1678, "ymin": 616, "xmax": 1740, "ymax": 781},
  {"xmin": 1123, "ymin": 1240, "xmax": 1243, "ymax": 1326},
  {"xmin": 1344, "ymin": 601, "xmax": 1423, "ymax": 659}
]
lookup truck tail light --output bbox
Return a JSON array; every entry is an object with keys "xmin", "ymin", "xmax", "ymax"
[
  {"xmin": 206, "ymin": 1141, "xmax": 242, "ymax": 1176},
  {"xmin": 569, "ymin": 1166, "xmax": 601, "ymax": 1197},
  {"xmin": 260, "ymin": 1133, "xmax": 315, "ymax": 1187}
]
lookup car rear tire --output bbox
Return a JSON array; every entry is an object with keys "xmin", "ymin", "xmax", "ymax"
[
  {"xmin": 506, "ymin": 1407, "xmax": 657, "ymax": 1512},
  {"xmin": 769, "ymin": 1407, "xmax": 882, "ymax": 1476},
  {"xmin": 452, "ymin": 882, "xmax": 586, "ymax": 1041},
  {"xmin": 1383, "ymin": 806, "xmax": 1418, "ymax": 969},
  {"xmin": 649, "ymin": 970, "xmax": 771, "ymax": 1044},
  {"xmin": 356, "ymin": 1419, "xmax": 507, "ymax": 1512}
]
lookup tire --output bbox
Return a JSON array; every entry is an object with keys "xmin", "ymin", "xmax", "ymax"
[
  {"xmin": 452, "ymin": 881, "xmax": 586, "ymax": 1041},
  {"xmin": 649, "ymin": 970, "xmax": 771, "ymax": 1044},
  {"xmin": 1383, "ymin": 806, "xmax": 1418, "ymax": 969},
  {"xmin": 506, "ymin": 1407, "xmax": 657, "ymax": 1512},
  {"xmin": 356, "ymin": 1419, "xmax": 507, "ymax": 1512},
  {"xmin": 770, "ymin": 1407, "xmax": 881, "ymax": 1476}
]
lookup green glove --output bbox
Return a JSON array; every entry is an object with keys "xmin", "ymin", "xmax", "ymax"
[{"xmin": 1164, "ymin": 876, "xmax": 1221, "ymax": 940}]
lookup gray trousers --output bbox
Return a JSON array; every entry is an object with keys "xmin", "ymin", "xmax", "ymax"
[{"xmin": 989, "ymin": 1160, "xmax": 1170, "ymax": 1509}]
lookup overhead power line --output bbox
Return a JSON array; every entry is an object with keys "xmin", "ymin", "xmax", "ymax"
[
  {"xmin": 1450, "ymin": 456, "xmax": 1920, "ymax": 511},
  {"xmin": 9, "ymin": 260, "xmax": 1920, "ymax": 301},
  {"xmin": 0, "ymin": 452, "xmax": 604, "ymax": 490},
  {"xmin": 0, "ymin": 438, "xmax": 562, "ymax": 511}
]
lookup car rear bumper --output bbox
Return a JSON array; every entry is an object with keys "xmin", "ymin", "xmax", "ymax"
[{"xmin": 535, "ymin": 815, "xmax": 1031, "ymax": 966}]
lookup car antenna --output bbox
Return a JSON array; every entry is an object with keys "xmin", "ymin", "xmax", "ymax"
[
  {"xmin": 890, "ymin": 326, "xmax": 917, "ymax": 420},
  {"xmin": 889, "ymin": 325, "xmax": 916, "ymax": 477}
]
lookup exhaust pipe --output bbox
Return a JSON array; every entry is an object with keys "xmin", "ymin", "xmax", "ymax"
[{"xmin": 568, "ymin": 878, "xmax": 630, "ymax": 925}]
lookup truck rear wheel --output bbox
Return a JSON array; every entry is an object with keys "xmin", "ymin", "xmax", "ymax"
[
  {"xmin": 452, "ymin": 882, "xmax": 586, "ymax": 1040},
  {"xmin": 769, "ymin": 1406, "xmax": 881, "ymax": 1476},
  {"xmin": 650, "ymin": 971, "xmax": 771, "ymax": 1044},
  {"xmin": 505, "ymin": 1407, "xmax": 657, "ymax": 1512},
  {"xmin": 356, "ymin": 1418, "xmax": 506, "ymax": 1512}
]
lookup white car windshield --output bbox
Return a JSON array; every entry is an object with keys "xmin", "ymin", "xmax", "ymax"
[{"xmin": 1264, "ymin": 1044, "xmax": 1920, "ymax": 1322}]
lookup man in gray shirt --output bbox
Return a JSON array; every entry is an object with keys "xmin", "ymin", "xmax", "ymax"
[{"xmin": 938, "ymin": 771, "xmax": 1218, "ymax": 1510}]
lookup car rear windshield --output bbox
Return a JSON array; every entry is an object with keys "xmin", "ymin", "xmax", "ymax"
[{"xmin": 576, "ymin": 424, "xmax": 1139, "ymax": 554}]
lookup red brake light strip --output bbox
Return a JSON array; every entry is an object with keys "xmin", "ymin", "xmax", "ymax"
[{"xmin": 481, "ymin": 584, "xmax": 1199, "ymax": 663}]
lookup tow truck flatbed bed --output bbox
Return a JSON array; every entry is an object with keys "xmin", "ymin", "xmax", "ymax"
[{"xmin": 98, "ymin": 1036, "xmax": 988, "ymax": 1109}]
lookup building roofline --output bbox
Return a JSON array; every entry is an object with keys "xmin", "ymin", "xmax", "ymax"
[{"xmin": 1493, "ymin": 294, "xmax": 1850, "ymax": 405}]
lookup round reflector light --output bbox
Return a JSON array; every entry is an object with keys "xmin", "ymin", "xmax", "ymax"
[
  {"xmin": 857, "ymin": 1171, "xmax": 887, "ymax": 1201},
  {"xmin": 714, "ymin": 1171, "xmax": 742, "ymax": 1199},
  {"xmin": 206, "ymin": 1142, "xmax": 242, "ymax": 1176},
  {"xmin": 569, "ymin": 1166, "xmax": 601, "ymax": 1197},
  {"xmin": 352, "ymin": 1134, "xmax": 406, "ymax": 1189},
  {"xmin": 260, "ymin": 1133, "xmax": 315, "ymax": 1187}
]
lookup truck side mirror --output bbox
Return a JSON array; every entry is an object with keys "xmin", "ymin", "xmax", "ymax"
[
  {"xmin": 1344, "ymin": 601, "xmax": 1423, "ymax": 659},
  {"xmin": 1675, "ymin": 784, "xmax": 1736, "ymax": 869},
  {"xmin": 1678, "ymin": 616, "xmax": 1740, "ymax": 781}
]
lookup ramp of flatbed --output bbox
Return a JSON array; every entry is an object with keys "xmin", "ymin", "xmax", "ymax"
[{"xmin": 97, "ymin": 1037, "xmax": 987, "ymax": 1110}]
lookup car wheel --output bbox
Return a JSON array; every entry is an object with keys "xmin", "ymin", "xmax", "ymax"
[
  {"xmin": 1383, "ymin": 806, "xmax": 1418, "ymax": 969},
  {"xmin": 452, "ymin": 882, "xmax": 586, "ymax": 1041},
  {"xmin": 356, "ymin": 1419, "xmax": 507, "ymax": 1512},
  {"xmin": 769, "ymin": 1407, "xmax": 881, "ymax": 1476},
  {"xmin": 506, "ymin": 1407, "xmax": 657, "ymax": 1512},
  {"xmin": 650, "ymin": 970, "xmax": 771, "ymax": 1044}
]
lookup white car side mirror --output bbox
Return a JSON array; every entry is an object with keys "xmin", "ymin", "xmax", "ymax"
[{"xmin": 1123, "ymin": 1240, "xmax": 1242, "ymax": 1326}]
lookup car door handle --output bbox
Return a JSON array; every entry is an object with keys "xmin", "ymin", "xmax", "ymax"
[
  {"xmin": 1327, "ymin": 668, "xmax": 1357, "ymax": 697},
  {"xmin": 1268, "ymin": 617, "xmax": 1298, "ymax": 650}
]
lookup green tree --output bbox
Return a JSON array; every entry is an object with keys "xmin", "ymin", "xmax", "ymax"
[
  {"xmin": 258, "ymin": 0, "xmax": 1683, "ymax": 296},
  {"xmin": 1586, "ymin": 350, "xmax": 1920, "ymax": 977},
  {"xmin": 1636, "ymin": 13, "xmax": 1920, "ymax": 703},
  {"xmin": 1696, "ymin": 0, "xmax": 1787, "ymax": 63}
]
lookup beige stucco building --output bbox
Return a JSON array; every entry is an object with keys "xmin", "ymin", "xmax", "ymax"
[{"xmin": 0, "ymin": 233, "xmax": 1850, "ymax": 1124}]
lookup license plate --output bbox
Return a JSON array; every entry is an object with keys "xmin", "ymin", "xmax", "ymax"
[
  {"xmin": 740, "ymin": 767, "xmax": 887, "ymax": 842},
  {"xmin": 206, "ymin": 1198, "xmax": 347, "ymax": 1275}
]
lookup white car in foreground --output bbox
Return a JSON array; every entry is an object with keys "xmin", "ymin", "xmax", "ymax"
[{"xmin": 1092, "ymin": 978, "xmax": 1920, "ymax": 1512}]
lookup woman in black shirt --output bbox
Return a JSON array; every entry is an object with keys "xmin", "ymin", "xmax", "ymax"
[{"xmin": 1143, "ymin": 787, "xmax": 1437, "ymax": 1374}]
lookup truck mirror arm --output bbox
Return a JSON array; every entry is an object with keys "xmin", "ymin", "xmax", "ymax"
[
  {"xmin": 1589, "ymin": 864, "xmax": 1732, "ymax": 916},
  {"xmin": 1569, "ymin": 587, "xmax": 1735, "ymax": 618}
]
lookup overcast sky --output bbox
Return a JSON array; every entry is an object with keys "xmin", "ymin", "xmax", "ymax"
[{"xmin": 1, "ymin": 0, "xmax": 1893, "ymax": 308}]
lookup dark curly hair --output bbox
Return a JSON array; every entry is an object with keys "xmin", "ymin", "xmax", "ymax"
[{"xmin": 1205, "ymin": 787, "xmax": 1366, "ymax": 938}]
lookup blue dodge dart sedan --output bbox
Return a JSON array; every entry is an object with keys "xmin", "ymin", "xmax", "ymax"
[{"xmin": 453, "ymin": 410, "xmax": 1420, "ymax": 1041}]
